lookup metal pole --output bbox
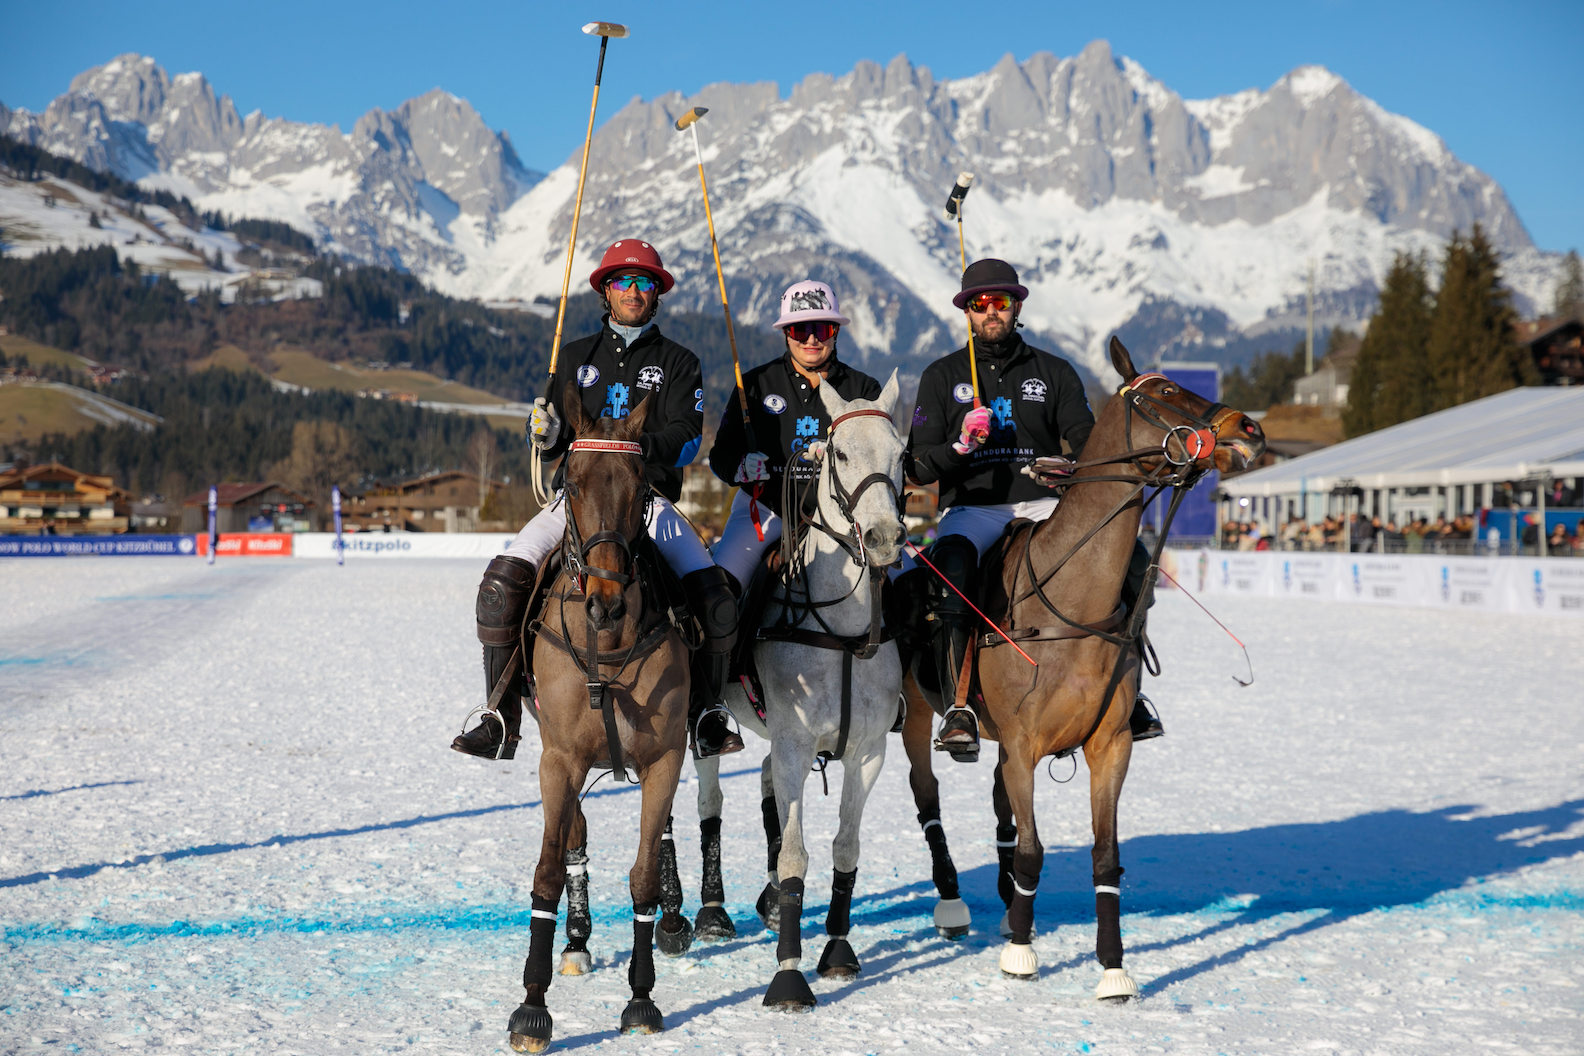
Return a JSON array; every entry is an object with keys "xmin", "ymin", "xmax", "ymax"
[
  {"xmin": 332, "ymin": 485, "xmax": 344, "ymax": 566},
  {"xmin": 206, "ymin": 486, "xmax": 217, "ymax": 565}
]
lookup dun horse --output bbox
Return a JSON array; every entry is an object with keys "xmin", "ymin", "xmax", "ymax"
[
  {"xmin": 693, "ymin": 373, "xmax": 910, "ymax": 1008},
  {"xmin": 505, "ymin": 387, "xmax": 693, "ymax": 1053},
  {"xmin": 900, "ymin": 337, "xmax": 1266, "ymax": 997}
]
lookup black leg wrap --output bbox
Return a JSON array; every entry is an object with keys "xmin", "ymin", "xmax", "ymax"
[
  {"xmin": 658, "ymin": 817, "xmax": 683, "ymax": 917},
  {"xmin": 825, "ymin": 868, "xmax": 856, "ymax": 937},
  {"xmin": 699, "ymin": 816, "xmax": 725, "ymax": 905},
  {"xmin": 522, "ymin": 895, "xmax": 559, "ymax": 991},
  {"xmin": 1006, "ymin": 870, "xmax": 1037, "ymax": 945},
  {"xmin": 761, "ymin": 795, "xmax": 782, "ymax": 874},
  {"xmin": 996, "ymin": 824, "xmax": 1018, "ymax": 909},
  {"xmin": 918, "ymin": 808, "xmax": 961, "ymax": 901},
  {"xmin": 564, "ymin": 847, "xmax": 591, "ymax": 947},
  {"xmin": 1096, "ymin": 891, "xmax": 1124, "ymax": 969},
  {"xmin": 775, "ymin": 877, "xmax": 804, "ymax": 965},
  {"xmin": 628, "ymin": 904, "xmax": 658, "ymax": 999}
]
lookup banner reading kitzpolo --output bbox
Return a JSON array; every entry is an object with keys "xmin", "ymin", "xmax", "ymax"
[{"xmin": 292, "ymin": 532, "xmax": 517, "ymax": 559}]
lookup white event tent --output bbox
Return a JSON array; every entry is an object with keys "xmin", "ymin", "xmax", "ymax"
[{"xmin": 1219, "ymin": 387, "xmax": 1584, "ymax": 529}]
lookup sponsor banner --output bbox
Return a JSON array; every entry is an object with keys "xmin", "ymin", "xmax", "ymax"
[
  {"xmin": 195, "ymin": 533, "xmax": 295, "ymax": 557},
  {"xmin": 0, "ymin": 534, "xmax": 198, "ymax": 557},
  {"xmin": 292, "ymin": 532, "xmax": 518, "ymax": 559},
  {"xmin": 1185, "ymin": 550, "xmax": 1582, "ymax": 618}
]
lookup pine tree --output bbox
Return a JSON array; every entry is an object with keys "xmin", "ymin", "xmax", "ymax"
[
  {"xmin": 1554, "ymin": 249, "xmax": 1584, "ymax": 319},
  {"xmin": 1423, "ymin": 225, "xmax": 1534, "ymax": 413},
  {"xmin": 1344, "ymin": 251, "xmax": 1432, "ymax": 437}
]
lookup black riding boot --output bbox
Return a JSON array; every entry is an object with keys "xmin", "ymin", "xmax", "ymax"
[
  {"xmin": 452, "ymin": 555, "xmax": 536, "ymax": 760},
  {"xmin": 683, "ymin": 567, "xmax": 744, "ymax": 760},
  {"xmin": 1122, "ymin": 538, "xmax": 1165, "ymax": 744},
  {"xmin": 924, "ymin": 536, "xmax": 981, "ymax": 763}
]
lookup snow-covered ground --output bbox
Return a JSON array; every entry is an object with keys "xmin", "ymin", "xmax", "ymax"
[{"xmin": 2, "ymin": 559, "xmax": 1580, "ymax": 1054}]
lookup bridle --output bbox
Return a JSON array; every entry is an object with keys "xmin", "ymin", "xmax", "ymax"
[
  {"xmin": 560, "ymin": 438, "xmax": 653, "ymax": 595},
  {"xmin": 818, "ymin": 408, "xmax": 906, "ymax": 566}
]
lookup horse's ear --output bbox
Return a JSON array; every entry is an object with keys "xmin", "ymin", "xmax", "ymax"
[
  {"xmin": 818, "ymin": 379, "xmax": 850, "ymax": 420},
  {"xmin": 1109, "ymin": 336, "xmax": 1139, "ymax": 383},
  {"xmin": 622, "ymin": 392, "xmax": 652, "ymax": 439},
  {"xmin": 561, "ymin": 380, "xmax": 592, "ymax": 436},
  {"xmin": 877, "ymin": 369, "xmax": 900, "ymax": 420}
]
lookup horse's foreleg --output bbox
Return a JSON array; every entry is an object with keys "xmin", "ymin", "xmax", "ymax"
[
  {"xmin": 997, "ymin": 749, "xmax": 1043, "ymax": 980},
  {"xmin": 754, "ymin": 755, "xmax": 782, "ymax": 930},
  {"xmin": 1086, "ymin": 722, "xmax": 1139, "ymax": 1002},
  {"xmin": 509, "ymin": 756, "xmax": 578, "ymax": 1053},
  {"xmin": 692, "ymin": 754, "xmax": 736, "ymax": 940},
  {"xmin": 991, "ymin": 753, "xmax": 1019, "ymax": 935},
  {"xmin": 763, "ymin": 741, "xmax": 816, "ymax": 1009},
  {"xmin": 620, "ymin": 751, "xmax": 684, "ymax": 1036},
  {"xmin": 901, "ymin": 684, "xmax": 968, "ymax": 938},
  {"xmin": 816, "ymin": 746, "xmax": 885, "ymax": 980},
  {"xmin": 656, "ymin": 815, "xmax": 695, "ymax": 956}
]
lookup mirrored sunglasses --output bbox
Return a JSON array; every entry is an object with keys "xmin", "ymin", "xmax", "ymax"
[
  {"xmin": 784, "ymin": 321, "xmax": 839, "ymax": 343},
  {"xmin": 607, "ymin": 275, "xmax": 659, "ymax": 292},
  {"xmin": 966, "ymin": 292, "xmax": 1015, "ymax": 313}
]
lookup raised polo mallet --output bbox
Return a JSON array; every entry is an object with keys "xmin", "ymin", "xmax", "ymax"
[
  {"xmin": 533, "ymin": 20, "xmax": 630, "ymax": 504},
  {"xmin": 943, "ymin": 171, "xmax": 987, "ymax": 441},
  {"xmin": 675, "ymin": 106, "xmax": 749, "ymax": 429}
]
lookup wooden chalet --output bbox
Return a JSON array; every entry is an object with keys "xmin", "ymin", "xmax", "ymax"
[{"xmin": 0, "ymin": 462, "xmax": 133, "ymax": 535}]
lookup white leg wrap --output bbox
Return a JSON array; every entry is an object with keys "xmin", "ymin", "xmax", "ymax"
[
  {"xmin": 998, "ymin": 941, "xmax": 1038, "ymax": 979},
  {"xmin": 1096, "ymin": 967, "xmax": 1139, "ymax": 1001}
]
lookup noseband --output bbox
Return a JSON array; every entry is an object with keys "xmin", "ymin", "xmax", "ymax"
[
  {"xmin": 562, "ymin": 438, "xmax": 652, "ymax": 593},
  {"xmin": 1118, "ymin": 373, "xmax": 1236, "ymax": 484},
  {"xmin": 824, "ymin": 409, "xmax": 905, "ymax": 545}
]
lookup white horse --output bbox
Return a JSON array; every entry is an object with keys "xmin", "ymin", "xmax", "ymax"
[{"xmin": 694, "ymin": 371, "xmax": 919, "ymax": 1008}]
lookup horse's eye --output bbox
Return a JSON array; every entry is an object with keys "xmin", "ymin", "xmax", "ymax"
[
  {"xmin": 834, "ymin": 447, "xmax": 848, "ymax": 463},
  {"xmin": 1160, "ymin": 385, "xmax": 1177, "ymax": 396}
]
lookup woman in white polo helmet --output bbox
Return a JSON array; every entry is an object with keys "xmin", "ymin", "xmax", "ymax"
[{"xmin": 707, "ymin": 279, "xmax": 884, "ymax": 590}]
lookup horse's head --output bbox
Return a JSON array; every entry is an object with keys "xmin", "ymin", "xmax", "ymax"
[
  {"xmin": 560, "ymin": 379, "xmax": 653, "ymax": 630},
  {"xmin": 1106, "ymin": 336, "xmax": 1266, "ymax": 479},
  {"xmin": 814, "ymin": 370, "xmax": 908, "ymax": 568}
]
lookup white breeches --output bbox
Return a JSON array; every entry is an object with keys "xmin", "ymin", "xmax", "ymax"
[
  {"xmin": 712, "ymin": 490, "xmax": 783, "ymax": 587},
  {"xmin": 503, "ymin": 493, "xmax": 714, "ymax": 575},
  {"xmin": 935, "ymin": 498, "xmax": 1059, "ymax": 558}
]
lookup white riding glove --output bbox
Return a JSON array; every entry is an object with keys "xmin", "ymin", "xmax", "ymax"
[
  {"xmin": 734, "ymin": 451, "xmax": 770, "ymax": 484},
  {"xmin": 800, "ymin": 440, "xmax": 827, "ymax": 463},
  {"xmin": 528, "ymin": 397, "xmax": 561, "ymax": 450}
]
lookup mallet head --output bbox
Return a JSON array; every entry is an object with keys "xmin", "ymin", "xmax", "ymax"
[
  {"xmin": 581, "ymin": 21, "xmax": 630, "ymax": 37},
  {"xmin": 675, "ymin": 106, "xmax": 709, "ymax": 132},
  {"xmin": 944, "ymin": 171, "xmax": 975, "ymax": 221}
]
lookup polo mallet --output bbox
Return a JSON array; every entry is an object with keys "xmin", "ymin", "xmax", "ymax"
[
  {"xmin": 944, "ymin": 171, "xmax": 986, "ymax": 442},
  {"xmin": 533, "ymin": 20, "xmax": 630, "ymax": 505},
  {"xmin": 678, "ymin": 105, "xmax": 764, "ymax": 537}
]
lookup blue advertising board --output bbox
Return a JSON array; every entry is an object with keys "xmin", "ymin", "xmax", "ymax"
[
  {"xmin": 1151, "ymin": 363, "xmax": 1220, "ymax": 541},
  {"xmin": 0, "ymin": 534, "xmax": 199, "ymax": 557}
]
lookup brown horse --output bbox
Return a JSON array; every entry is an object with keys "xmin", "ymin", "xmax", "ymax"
[
  {"xmin": 899, "ymin": 336, "xmax": 1266, "ymax": 997},
  {"xmin": 505, "ymin": 387, "xmax": 693, "ymax": 1053}
]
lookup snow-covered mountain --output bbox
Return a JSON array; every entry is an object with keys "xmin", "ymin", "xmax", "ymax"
[{"xmin": 3, "ymin": 46, "xmax": 1562, "ymax": 381}]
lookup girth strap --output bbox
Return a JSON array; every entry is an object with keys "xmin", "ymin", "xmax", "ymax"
[
  {"xmin": 816, "ymin": 651, "xmax": 854, "ymax": 764},
  {"xmin": 978, "ymin": 601, "xmax": 1128, "ymax": 648}
]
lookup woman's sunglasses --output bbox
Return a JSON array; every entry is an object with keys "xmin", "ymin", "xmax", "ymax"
[
  {"xmin": 607, "ymin": 275, "xmax": 659, "ymax": 293},
  {"xmin": 966, "ymin": 292, "xmax": 1015, "ymax": 313},
  {"xmin": 784, "ymin": 321, "xmax": 839, "ymax": 343}
]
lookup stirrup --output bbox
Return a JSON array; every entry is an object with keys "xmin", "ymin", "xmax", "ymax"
[
  {"xmin": 691, "ymin": 703, "xmax": 744, "ymax": 760},
  {"xmin": 1130, "ymin": 693, "xmax": 1164, "ymax": 743},
  {"xmin": 934, "ymin": 706, "xmax": 979, "ymax": 763},
  {"xmin": 452, "ymin": 705, "xmax": 517, "ymax": 761}
]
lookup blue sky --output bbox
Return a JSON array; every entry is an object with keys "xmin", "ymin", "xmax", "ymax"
[{"xmin": 3, "ymin": 0, "xmax": 1580, "ymax": 255}]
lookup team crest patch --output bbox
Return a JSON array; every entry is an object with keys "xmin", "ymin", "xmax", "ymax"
[
  {"xmin": 763, "ymin": 394, "xmax": 788, "ymax": 414},
  {"xmin": 952, "ymin": 383, "xmax": 974, "ymax": 404},
  {"xmin": 1021, "ymin": 378, "xmax": 1047, "ymax": 402},
  {"xmin": 637, "ymin": 365, "xmax": 665, "ymax": 390},
  {"xmin": 577, "ymin": 364, "xmax": 600, "ymax": 387}
]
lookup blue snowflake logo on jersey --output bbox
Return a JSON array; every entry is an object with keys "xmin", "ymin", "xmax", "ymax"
[
  {"xmin": 990, "ymin": 396, "xmax": 1014, "ymax": 435},
  {"xmin": 605, "ymin": 382, "xmax": 630, "ymax": 419},
  {"xmin": 790, "ymin": 414, "xmax": 821, "ymax": 452}
]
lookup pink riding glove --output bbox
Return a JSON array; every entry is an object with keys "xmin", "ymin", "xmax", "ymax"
[{"xmin": 952, "ymin": 406, "xmax": 992, "ymax": 455}]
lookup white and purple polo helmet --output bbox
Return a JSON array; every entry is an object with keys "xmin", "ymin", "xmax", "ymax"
[{"xmin": 771, "ymin": 279, "xmax": 850, "ymax": 330}]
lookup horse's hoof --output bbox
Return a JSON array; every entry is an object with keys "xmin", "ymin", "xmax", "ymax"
[
  {"xmin": 1096, "ymin": 967, "xmax": 1139, "ymax": 1002},
  {"xmin": 998, "ymin": 911, "xmax": 1036, "ymax": 940},
  {"xmin": 816, "ymin": 937, "xmax": 861, "ymax": 979},
  {"xmin": 507, "ymin": 1003, "xmax": 552, "ymax": 1053},
  {"xmin": 763, "ymin": 968, "xmax": 817, "ymax": 1010},
  {"xmin": 656, "ymin": 914, "xmax": 694, "ymax": 957},
  {"xmin": 558, "ymin": 947, "xmax": 593, "ymax": 976},
  {"xmin": 695, "ymin": 903, "xmax": 738, "ymax": 941},
  {"xmin": 999, "ymin": 941, "xmax": 1038, "ymax": 980},
  {"xmin": 756, "ymin": 882, "xmax": 780, "ymax": 931},
  {"xmin": 933, "ymin": 898, "xmax": 970, "ymax": 939},
  {"xmin": 619, "ymin": 996, "xmax": 664, "ymax": 1034}
]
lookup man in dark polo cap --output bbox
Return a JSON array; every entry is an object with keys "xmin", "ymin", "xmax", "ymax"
[{"xmin": 903, "ymin": 258, "xmax": 1163, "ymax": 760}]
